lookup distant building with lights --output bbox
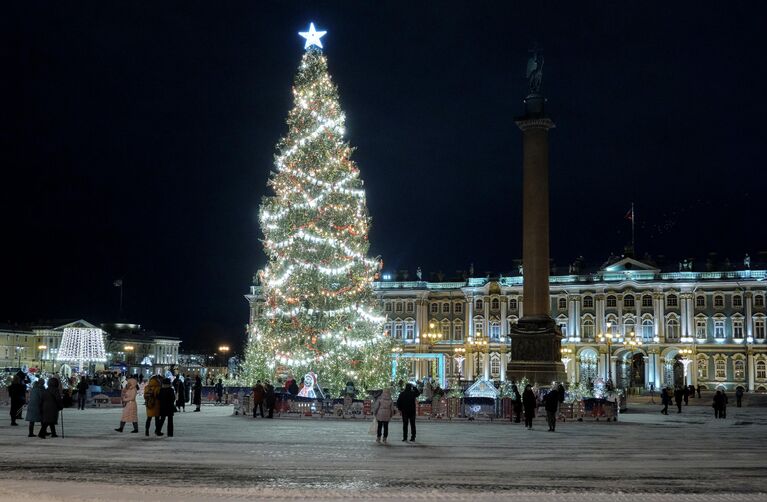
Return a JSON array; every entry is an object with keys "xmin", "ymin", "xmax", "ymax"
[{"xmin": 247, "ymin": 255, "xmax": 767, "ymax": 392}]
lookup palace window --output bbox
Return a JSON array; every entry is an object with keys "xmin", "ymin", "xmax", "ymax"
[
  {"xmin": 474, "ymin": 319, "xmax": 484, "ymax": 338},
  {"xmin": 695, "ymin": 319, "xmax": 707, "ymax": 339},
  {"xmin": 733, "ymin": 295, "xmax": 743, "ymax": 308},
  {"xmin": 733, "ymin": 318, "xmax": 744, "ymax": 339},
  {"xmin": 756, "ymin": 361, "xmax": 767, "ymax": 380},
  {"xmin": 558, "ymin": 297, "xmax": 567, "ymax": 310},
  {"xmin": 715, "ymin": 359, "xmax": 726, "ymax": 379},
  {"xmin": 624, "ymin": 295, "xmax": 635, "ymax": 307},
  {"xmin": 666, "ymin": 318, "xmax": 680, "ymax": 340},
  {"xmin": 734, "ymin": 360, "xmax": 745, "ymax": 380},
  {"xmin": 641, "ymin": 319, "xmax": 653, "ymax": 340},
  {"xmin": 582, "ymin": 319, "xmax": 595, "ymax": 340},
  {"xmin": 714, "ymin": 319, "xmax": 725, "ymax": 338},
  {"xmin": 508, "ymin": 298, "xmax": 518, "ymax": 310},
  {"xmin": 583, "ymin": 296, "xmax": 593, "ymax": 308},
  {"xmin": 606, "ymin": 296, "xmax": 617, "ymax": 308},
  {"xmin": 454, "ymin": 302, "xmax": 462, "ymax": 314},
  {"xmin": 384, "ymin": 322, "xmax": 393, "ymax": 336},
  {"xmin": 697, "ymin": 358, "xmax": 708, "ymax": 380},
  {"xmin": 406, "ymin": 302, "xmax": 414, "ymax": 313},
  {"xmin": 714, "ymin": 295, "xmax": 724, "ymax": 308},
  {"xmin": 642, "ymin": 295, "xmax": 653, "ymax": 307},
  {"xmin": 394, "ymin": 323, "xmax": 404, "ymax": 339},
  {"xmin": 696, "ymin": 295, "xmax": 706, "ymax": 308},
  {"xmin": 755, "ymin": 317, "xmax": 766, "ymax": 339},
  {"xmin": 430, "ymin": 303, "xmax": 439, "ymax": 313},
  {"xmin": 490, "ymin": 356, "xmax": 501, "ymax": 377},
  {"xmin": 442, "ymin": 302, "xmax": 450, "ymax": 313},
  {"xmin": 475, "ymin": 299, "xmax": 483, "ymax": 310},
  {"xmin": 396, "ymin": 302, "xmax": 403, "ymax": 312},
  {"xmin": 558, "ymin": 321, "xmax": 568, "ymax": 338},
  {"xmin": 441, "ymin": 320, "xmax": 451, "ymax": 339},
  {"xmin": 491, "ymin": 298, "xmax": 500, "ymax": 310},
  {"xmin": 489, "ymin": 321, "xmax": 501, "ymax": 340},
  {"xmin": 453, "ymin": 321, "xmax": 464, "ymax": 341},
  {"xmin": 385, "ymin": 303, "xmax": 392, "ymax": 312},
  {"xmin": 667, "ymin": 294, "xmax": 679, "ymax": 308},
  {"xmin": 755, "ymin": 294, "xmax": 765, "ymax": 307},
  {"xmin": 405, "ymin": 321, "xmax": 415, "ymax": 340}
]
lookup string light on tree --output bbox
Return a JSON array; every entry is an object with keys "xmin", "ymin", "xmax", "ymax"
[{"xmin": 243, "ymin": 24, "xmax": 396, "ymax": 393}]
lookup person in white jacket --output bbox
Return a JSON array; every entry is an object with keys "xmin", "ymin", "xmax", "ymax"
[{"xmin": 373, "ymin": 388, "xmax": 395, "ymax": 444}]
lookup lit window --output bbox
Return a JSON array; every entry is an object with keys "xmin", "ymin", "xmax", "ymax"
[
  {"xmin": 441, "ymin": 320, "xmax": 450, "ymax": 339},
  {"xmin": 394, "ymin": 323, "xmax": 403, "ymax": 339},
  {"xmin": 755, "ymin": 318, "xmax": 766, "ymax": 339},
  {"xmin": 695, "ymin": 319, "xmax": 707, "ymax": 339},
  {"xmin": 558, "ymin": 298, "xmax": 567, "ymax": 310},
  {"xmin": 714, "ymin": 295, "xmax": 724, "ymax": 308},
  {"xmin": 442, "ymin": 302, "xmax": 450, "ymax": 313},
  {"xmin": 733, "ymin": 319, "xmax": 744, "ymax": 339},
  {"xmin": 697, "ymin": 358, "xmax": 708, "ymax": 379},
  {"xmin": 642, "ymin": 295, "xmax": 652, "ymax": 307},
  {"xmin": 404, "ymin": 322, "xmax": 414, "ymax": 340},
  {"xmin": 490, "ymin": 357, "xmax": 501, "ymax": 377},
  {"xmin": 667, "ymin": 294, "xmax": 679, "ymax": 307},
  {"xmin": 624, "ymin": 295, "xmax": 635, "ymax": 307},
  {"xmin": 453, "ymin": 321, "xmax": 463, "ymax": 341},
  {"xmin": 715, "ymin": 359, "xmax": 726, "ymax": 379},
  {"xmin": 641, "ymin": 319, "xmax": 653, "ymax": 340},
  {"xmin": 733, "ymin": 295, "xmax": 743, "ymax": 308},
  {"xmin": 696, "ymin": 295, "xmax": 706, "ymax": 308},
  {"xmin": 606, "ymin": 296, "xmax": 617, "ymax": 308},
  {"xmin": 489, "ymin": 322, "xmax": 501, "ymax": 340},
  {"xmin": 666, "ymin": 318, "xmax": 680, "ymax": 340},
  {"xmin": 734, "ymin": 360, "xmax": 745, "ymax": 380},
  {"xmin": 714, "ymin": 319, "xmax": 725, "ymax": 338},
  {"xmin": 756, "ymin": 361, "xmax": 767, "ymax": 380},
  {"xmin": 583, "ymin": 296, "xmax": 593, "ymax": 308},
  {"xmin": 582, "ymin": 319, "xmax": 595, "ymax": 339},
  {"xmin": 474, "ymin": 319, "xmax": 484, "ymax": 337}
]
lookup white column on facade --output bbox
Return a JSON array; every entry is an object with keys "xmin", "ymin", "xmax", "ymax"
[
  {"xmin": 596, "ymin": 294, "xmax": 606, "ymax": 335},
  {"xmin": 499, "ymin": 352, "xmax": 506, "ymax": 382},
  {"xmin": 747, "ymin": 351, "xmax": 755, "ymax": 391},
  {"xmin": 466, "ymin": 295, "xmax": 474, "ymax": 339},
  {"xmin": 574, "ymin": 296, "xmax": 581, "ymax": 340},
  {"xmin": 598, "ymin": 352, "xmax": 607, "ymax": 380},
  {"xmin": 680, "ymin": 296, "xmax": 688, "ymax": 338},
  {"xmin": 500, "ymin": 299, "xmax": 508, "ymax": 337},
  {"xmin": 483, "ymin": 296, "xmax": 490, "ymax": 337},
  {"xmin": 567, "ymin": 296, "xmax": 575, "ymax": 339},
  {"xmin": 746, "ymin": 293, "xmax": 753, "ymax": 338},
  {"xmin": 617, "ymin": 297, "xmax": 624, "ymax": 338},
  {"xmin": 483, "ymin": 352, "xmax": 490, "ymax": 380},
  {"xmin": 643, "ymin": 356, "xmax": 650, "ymax": 390},
  {"xmin": 655, "ymin": 292, "xmax": 665, "ymax": 340},
  {"xmin": 518, "ymin": 297, "xmax": 524, "ymax": 319},
  {"xmin": 687, "ymin": 294, "xmax": 695, "ymax": 341}
]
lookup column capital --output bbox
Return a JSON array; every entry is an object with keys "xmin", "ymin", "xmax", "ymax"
[{"xmin": 516, "ymin": 117, "xmax": 555, "ymax": 131}]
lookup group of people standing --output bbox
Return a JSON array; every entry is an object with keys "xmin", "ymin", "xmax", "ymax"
[
  {"xmin": 370, "ymin": 382, "xmax": 420, "ymax": 444},
  {"xmin": 250, "ymin": 380, "xmax": 277, "ymax": 418},
  {"xmin": 8, "ymin": 374, "xmax": 65, "ymax": 439},
  {"xmin": 508, "ymin": 383, "xmax": 565, "ymax": 432}
]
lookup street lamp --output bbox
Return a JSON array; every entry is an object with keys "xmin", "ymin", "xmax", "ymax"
[
  {"xmin": 561, "ymin": 347, "xmax": 574, "ymax": 382},
  {"xmin": 38, "ymin": 345, "xmax": 48, "ymax": 372},
  {"xmin": 218, "ymin": 345, "xmax": 230, "ymax": 369},
  {"xmin": 679, "ymin": 347, "xmax": 693, "ymax": 384},
  {"xmin": 453, "ymin": 346, "xmax": 466, "ymax": 382},
  {"xmin": 600, "ymin": 325, "xmax": 616, "ymax": 383},
  {"xmin": 467, "ymin": 334, "xmax": 489, "ymax": 380}
]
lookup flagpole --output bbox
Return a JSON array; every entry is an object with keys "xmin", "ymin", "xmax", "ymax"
[{"xmin": 631, "ymin": 202, "xmax": 636, "ymax": 254}]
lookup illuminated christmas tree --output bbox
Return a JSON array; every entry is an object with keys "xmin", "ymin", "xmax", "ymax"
[{"xmin": 243, "ymin": 24, "xmax": 393, "ymax": 393}]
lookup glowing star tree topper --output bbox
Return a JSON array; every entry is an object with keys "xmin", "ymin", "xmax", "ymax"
[
  {"xmin": 242, "ymin": 26, "xmax": 398, "ymax": 393},
  {"xmin": 298, "ymin": 22, "xmax": 327, "ymax": 50}
]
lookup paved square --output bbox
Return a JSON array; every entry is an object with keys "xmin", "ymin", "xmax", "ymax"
[{"xmin": 1, "ymin": 402, "xmax": 765, "ymax": 501}]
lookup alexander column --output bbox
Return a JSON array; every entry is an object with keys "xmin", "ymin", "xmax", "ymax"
[{"xmin": 507, "ymin": 50, "xmax": 566, "ymax": 384}]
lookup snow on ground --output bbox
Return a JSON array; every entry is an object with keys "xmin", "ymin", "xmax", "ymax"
[{"xmin": 0, "ymin": 401, "xmax": 765, "ymax": 501}]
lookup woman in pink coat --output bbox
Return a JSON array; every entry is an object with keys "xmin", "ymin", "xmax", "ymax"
[
  {"xmin": 373, "ymin": 388, "xmax": 395, "ymax": 444},
  {"xmin": 115, "ymin": 377, "xmax": 139, "ymax": 433}
]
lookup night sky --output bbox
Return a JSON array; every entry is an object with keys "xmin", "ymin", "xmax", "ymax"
[{"xmin": 5, "ymin": 2, "xmax": 767, "ymax": 351}]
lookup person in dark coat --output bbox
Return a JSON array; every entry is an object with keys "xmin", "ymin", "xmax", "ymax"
[
  {"xmin": 556, "ymin": 383, "xmax": 566, "ymax": 404},
  {"xmin": 721, "ymin": 390, "xmax": 728, "ymax": 418},
  {"xmin": 214, "ymin": 379, "xmax": 224, "ymax": 405},
  {"xmin": 8, "ymin": 375, "xmax": 26, "ymax": 426},
  {"xmin": 38, "ymin": 377, "xmax": 63, "ymax": 438},
  {"xmin": 396, "ymin": 383, "xmax": 420, "ymax": 442},
  {"xmin": 157, "ymin": 378, "xmax": 175, "ymax": 437},
  {"xmin": 661, "ymin": 387, "xmax": 671, "ymax": 415},
  {"xmin": 288, "ymin": 378, "xmax": 299, "ymax": 396},
  {"xmin": 674, "ymin": 387, "xmax": 683, "ymax": 413},
  {"xmin": 735, "ymin": 387, "xmax": 744, "ymax": 407},
  {"xmin": 264, "ymin": 381, "xmax": 276, "ymax": 418},
  {"xmin": 76, "ymin": 376, "xmax": 88, "ymax": 410},
  {"xmin": 173, "ymin": 376, "xmax": 185, "ymax": 412},
  {"xmin": 544, "ymin": 388, "xmax": 560, "ymax": 432},
  {"xmin": 510, "ymin": 384, "xmax": 523, "ymax": 423},
  {"xmin": 522, "ymin": 384, "xmax": 536, "ymax": 430},
  {"xmin": 688, "ymin": 384, "xmax": 696, "ymax": 399},
  {"xmin": 184, "ymin": 374, "xmax": 192, "ymax": 404},
  {"xmin": 682, "ymin": 385, "xmax": 689, "ymax": 406},
  {"xmin": 696, "ymin": 385, "xmax": 701, "ymax": 399},
  {"xmin": 713, "ymin": 390, "xmax": 725, "ymax": 418},
  {"xmin": 25, "ymin": 379, "xmax": 44, "ymax": 436},
  {"xmin": 192, "ymin": 375, "xmax": 202, "ymax": 411},
  {"xmin": 252, "ymin": 380, "xmax": 266, "ymax": 418}
]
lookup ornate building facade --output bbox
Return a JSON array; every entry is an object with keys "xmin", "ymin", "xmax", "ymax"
[{"xmin": 247, "ymin": 256, "xmax": 767, "ymax": 392}]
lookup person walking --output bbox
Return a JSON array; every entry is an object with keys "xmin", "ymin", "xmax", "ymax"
[
  {"xmin": 8, "ymin": 375, "xmax": 26, "ymax": 426},
  {"xmin": 143, "ymin": 375, "xmax": 163, "ymax": 436},
  {"xmin": 184, "ymin": 374, "xmax": 192, "ymax": 404},
  {"xmin": 76, "ymin": 376, "xmax": 88, "ymax": 410},
  {"xmin": 721, "ymin": 390, "xmax": 728, "ymax": 418},
  {"xmin": 713, "ymin": 390, "xmax": 725, "ymax": 419},
  {"xmin": 25, "ymin": 379, "xmax": 44, "ymax": 437},
  {"xmin": 661, "ymin": 387, "xmax": 671, "ymax": 415},
  {"xmin": 157, "ymin": 377, "xmax": 175, "ymax": 437},
  {"xmin": 674, "ymin": 386, "xmax": 683, "ymax": 413},
  {"xmin": 115, "ymin": 377, "xmax": 139, "ymax": 433},
  {"xmin": 252, "ymin": 380, "xmax": 265, "ymax": 418},
  {"xmin": 373, "ymin": 388, "xmax": 395, "ymax": 444},
  {"xmin": 214, "ymin": 378, "xmax": 224, "ymax": 405},
  {"xmin": 735, "ymin": 387, "xmax": 744, "ymax": 408},
  {"xmin": 396, "ymin": 383, "xmax": 420, "ymax": 442},
  {"xmin": 544, "ymin": 387, "xmax": 560, "ymax": 432},
  {"xmin": 38, "ymin": 377, "xmax": 63, "ymax": 438},
  {"xmin": 522, "ymin": 384, "xmax": 536, "ymax": 430},
  {"xmin": 264, "ymin": 381, "xmax": 276, "ymax": 418},
  {"xmin": 192, "ymin": 375, "xmax": 202, "ymax": 412},
  {"xmin": 173, "ymin": 376, "xmax": 185, "ymax": 412},
  {"xmin": 682, "ymin": 385, "xmax": 689, "ymax": 406},
  {"xmin": 696, "ymin": 384, "xmax": 701, "ymax": 399},
  {"xmin": 510, "ymin": 384, "xmax": 523, "ymax": 423}
]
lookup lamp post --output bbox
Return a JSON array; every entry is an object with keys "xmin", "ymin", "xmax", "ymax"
[
  {"xmin": 453, "ymin": 346, "xmax": 466, "ymax": 385},
  {"xmin": 679, "ymin": 347, "xmax": 693, "ymax": 385},
  {"xmin": 16, "ymin": 346, "xmax": 24, "ymax": 368},
  {"xmin": 599, "ymin": 330, "xmax": 615, "ymax": 383},
  {"xmin": 218, "ymin": 345, "xmax": 230, "ymax": 373},
  {"xmin": 623, "ymin": 331, "xmax": 643, "ymax": 387},
  {"xmin": 561, "ymin": 347, "xmax": 574, "ymax": 382},
  {"xmin": 467, "ymin": 334, "xmax": 489, "ymax": 380}
]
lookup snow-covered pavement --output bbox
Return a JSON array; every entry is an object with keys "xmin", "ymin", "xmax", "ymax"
[{"xmin": 0, "ymin": 402, "xmax": 765, "ymax": 501}]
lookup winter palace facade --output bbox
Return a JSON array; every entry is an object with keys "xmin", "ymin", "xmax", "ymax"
[{"xmin": 246, "ymin": 257, "xmax": 767, "ymax": 392}]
